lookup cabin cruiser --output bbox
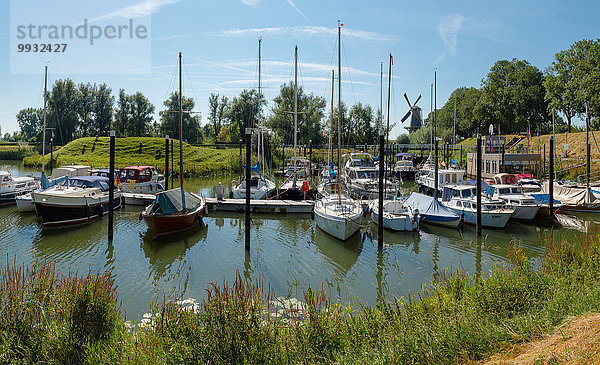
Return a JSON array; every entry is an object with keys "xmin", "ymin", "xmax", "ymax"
[
  {"xmin": 486, "ymin": 184, "xmax": 540, "ymax": 222},
  {"xmin": 283, "ymin": 158, "xmax": 311, "ymax": 179},
  {"xmin": 441, "ymin": 184, "xmax": 513, "ymax": 228},
  {"xmin": 0, "ymin": 170, "xmax": 38, "ymax": 207},
  {"xmin": 367, "ymin": 199, "xmax": 418, "ymax": 231},
  {"xmin": 90, "ymin": 168, "xmax": 119, "ymax": 180},
  {"xmin": 33, "ymin": 176, "xmax": 121, "ymax": 227},
  {"xmin": 342, "ymin": 153, "xmax": 397, "ymax": 199},
  {"xmin": 118, "ymin": 166, "xmax": 164, "ymax": 194},
  {"xmin": 393, "ymin": 153, "xmax": 417, "ymax": 180},
  {"xmin": 416, "ymin": 167, "xmax": 466, "ymax": 198},
  {"xmin": 231, "ymin": 163, "xmax": 276, "ymax": 200}
]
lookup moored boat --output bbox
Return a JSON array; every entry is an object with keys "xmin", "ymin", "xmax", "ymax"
[
  {"xmin": 0, "ymin": 170, "xmax": 38, "ymax": 207},
  {"xmin": 404, "ymin": 192, "xmax": 461, "ymax": 228},
  {"xmin": 32, "ymin": 176, "xmax": 121, "ymax": 227},
  {"xmin": 367, "ymin": 199, "xmax": 418, "ymax": 231},
  {"xmin": 314, "ymin": 194, "xmax": 363, "ymax": 240},
  {"xmin": 141, "ymin": 188, "xmax": 205, "ymax": 239}
]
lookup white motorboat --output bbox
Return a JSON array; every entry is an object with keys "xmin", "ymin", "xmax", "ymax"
[
  {"xmin": 314, "ymin": 194, "xmax": 363, "ymax": 240},
  {"xmin": 0, "ymin": 170, "xmax": 38, "ymax": 207},
  {"xmin": 16, "ymin": 173, "xmax": 69, "ymax": 213},
  {"xmin": 367, "ymin": 199, "xmax": 418, "ymax": 231},
  {"xmin": 231, "ymin": 169, "xmax": 276, "ymax": 200},
  {"xmin": 33, "ymin": 176, "xmax": 121, "ymax": 227},
  {"xmin": 118, "ymin": 165, "xmax": 165, "ymax": 205},
  {"xmin": 487, "ymin": 184, "xmax": 540, "ymax": 221},
  {"xmin": 441, "ymin": 185, "xmax": 514, "ymax": 228},
  {"xmin": 393, "ymin": 153, "xmax": 416, "ymax": 180},
  {"xmin": 342, "ymin": 152, "xmax": 397, "ymax": 199}
]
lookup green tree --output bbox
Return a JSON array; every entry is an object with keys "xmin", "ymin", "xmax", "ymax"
[
  {"xmin": 474, "ymin": 59, "xmax": 549, "ymax": 134},
  {"xmin": 268, "ymin": 83, "xmax": 326, "ymax": 146},
  {"xmin": 92, "ymin": 84, "xmax": 113, "ymax": 136},
  {"xmin": 228, "ymin": 89, "xmax": 262, "ymax": 143},
  {"xmin": 114, "ymin": 89, "xmax": 130, "ymax": 137},
  {"xmin": 16, "ymin": 108, "xmax": 43, "ymax": 141},
  {"xmin": 207, "ymin": 93, "xmax": 229, "ymax": 141},
  {"xmin": 47, "ymin": 79, "xmax": 79, "ymax": 145},
  {"xmin": 348, "ymin": 102, "xmax": 376, "ymax": 145},
  {"xmin": 128, "ymin": 92, "xmax": 155, "ymax": 137},
  {"xmin": 436, "ymin": 87, "xmax": 482, "ymax": 138},
  {"xmin": 76, "ymin": 83, "xmax": 96, "ymax": 137},
  {"xmin": 160, "ymin": 92, "xmax": 202, "ymax": 143},
  {"xmin": 396, "ymin": 134, "xmax": 410, "ymax": 144}
]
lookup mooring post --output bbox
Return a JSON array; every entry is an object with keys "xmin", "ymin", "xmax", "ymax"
[
  {"xmin": 165, "ymin": 135, "xmax": 169, "ymax": 190},
  {"xmin": 460, "ymin": 144, "xmax": 463, "ymax": 169},
  {"xmin": 239, "ymin": 139, "xmax": 243, "ymax": 182},
  {"xmin": 549, "ymin": 136, "xmax": 554, "ymax": 224},
  {"xmin": 378, "ymin": 130, "xmax": 385, "ymax": 247},
  {"xmin": 309, "ymin": 140, "xmax": 312, "ymax": 183},
  {"xmin": 434, "ymin": 140, "xmax": 439, "ymax": 199},
  {"xmin": 50, "ymin": 136, "xmax": 54, "ymax": 175},
  {"xmin": 171, "ymin": 140, "xmax": 174, "ymax": 188},
  {"xmin": 282, "ymin": 143, "xmax": 285, "ymax": 174},
  {"xmin": 476, "ymin": 134, "xmax": 482, "ymax": 236},
  {"xmin": 245, "ymin": 128, "xmax": 252, "ymax": 251},
  {"xmin": 108, "ymin": 130, "xmax": 115, "ymax": 242}
]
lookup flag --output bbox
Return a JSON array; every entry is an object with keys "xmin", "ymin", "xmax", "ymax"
[
  {"xmin": 537, "ymin": 129, "xmax": 541, "ymax": 143},
  {"xmin": 528, "ymin": 125, "xmax": 531, "ymax": 140}
]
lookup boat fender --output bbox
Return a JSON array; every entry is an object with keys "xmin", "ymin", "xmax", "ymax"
[
  {"xmin": 138, "ymin": 212, "xmax": 143, "ymax": 221},
  {"xmin": 311, "ymin": 207, "xmax": 315, "ymax": 220},
  {"xmin": 97, "ymin": 204, "xmax": 103, "ymax": 218}
]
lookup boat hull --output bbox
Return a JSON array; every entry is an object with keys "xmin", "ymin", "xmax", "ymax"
[
  {"xmin": 448, "ymin": 207, "xmax": 512, "ymax": 228},
  {"xmin": 368, "ymin": 201, "xmax": 418, "ymax": 232},
  {"xmin": 142, "ymin": 194, "xmax": 206, "ymax": 239},
  {"xmin": 314, "ymin": 198, "xmax": 362, "ymax": 240},
  {"xmin": 15, "ymin": 193, "xmax": 35, "ymax": 212},
  {"xmin": 511, "ymin": 205, "xmax": 540, "ymax": 221},
  {"xmin": 35, "ymin": 195, "xmax": 122, "ymax": 227},
  {"xmin": 419, "ymin": 213, "xmax": 461, "ymax": 228}
]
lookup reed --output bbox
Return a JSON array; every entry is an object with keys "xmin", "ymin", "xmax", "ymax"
[{"xmin": 3, "ymin": 230, "xmax": 600, "ymax": 364}]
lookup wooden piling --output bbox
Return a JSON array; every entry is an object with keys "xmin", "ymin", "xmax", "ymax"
[
  {"xmin": 165, "ymin": 135, "xmax": 169, "ymax": 190},
  {"xmin": 476, "ymin": 135, "xmax": 482, "ymax": 236},
  {"xmin": 549, "ymin": 136, "xmax": 554, "ymax": 223},
  {"xmin": 108, "ymin": 131, "xmax": 115, "ymax": 242},
  {"xmin": 245, "ymin": 128, "xmax": 252, "ymax": 251},
  {"xmin": 378, "ymin": 132, "xmax": 384, "ymax": 247}
]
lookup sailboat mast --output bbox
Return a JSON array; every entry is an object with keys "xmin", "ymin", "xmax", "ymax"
[
  {"xmin": 453, "ymin": 95, "xmax": 456, "ymax": 158},
  {"xmin": 337, "ymin": 21, "xmax": 342, "ymax": 205},
  {"xmin": 293, "ymin": 45, "xmax": 298, "ymax": 185},
  {"xmin": 328, "ymin": 70, "xmax": 334, "ymax": 168},
  {"xmin": 258, "ymin": 38, "xmax": 262, "ymax": 169},
  {"xmin": 386, "ymin": 53, "xmax": 392, "ymax": 195},
  {"xmin": 179, "ymin": 52, "xmax": 184, "ymax": 189},
  {"xmin": 380, "ymin": 62, "xmax": 383, "ymax": 135},
  {"xmin": 42, "ymin": 65, "xmax": 47, "ymax": 173}
]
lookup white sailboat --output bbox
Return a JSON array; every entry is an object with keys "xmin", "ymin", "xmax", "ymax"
[
  {"xmin": 278, "ymin": 46, "xmax": 311, "ymax": 200},
  {"xmin": 314, "ymin": 22, "xmax": 363, "ymax": 241},
  {"xmin": 231, "ymin": 38, "xmax": 276, "ymax": 200}
]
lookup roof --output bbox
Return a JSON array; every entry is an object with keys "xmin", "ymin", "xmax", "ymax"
[{"xmin": 122, "ymin": 166, "xmax": 154, "ymax": 171}]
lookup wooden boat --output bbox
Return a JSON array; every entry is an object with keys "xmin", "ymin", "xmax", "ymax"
[
  {"xmin": 141, "ymin": 52, "xmax": 206, "ymax": 239},
  {"xmin": 142, "ymin": 189, "xmax": 205, "ymax": 239}
]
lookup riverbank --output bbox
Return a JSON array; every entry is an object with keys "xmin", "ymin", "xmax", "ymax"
[
  {"xmin": 22, "ymin": 137, "xmax": 241, "ymax": 176},
  {"xmin": 1, "ymin": 228, "xmax": 599, "ymax": 364}
]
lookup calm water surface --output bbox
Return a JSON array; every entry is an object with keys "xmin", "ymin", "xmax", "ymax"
[{"xmin": 0, "ymin": 160, "xmax": 595, "ymax": 319}]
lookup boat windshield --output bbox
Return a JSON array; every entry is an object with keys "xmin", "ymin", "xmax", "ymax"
[
  {"xmin": 357, "ymin": 171, "xmax": 378, "ymax": 179},
  {"xmin": 64, "ymin": 179, "xmax": 96, "ymax": 189},
  {"xmin": 461, "ymin": 189, "xmax": 472, "ymax": 198},
  {"xmin": 120, "ymin": 169, "xmax": 138, "ymax": 180},
  {"xmin": 498, "ymin": 188, "xmax": 511, "ymax": 195}
]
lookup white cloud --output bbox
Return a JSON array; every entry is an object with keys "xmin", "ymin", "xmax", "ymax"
[
  {"xmin": 222, "ymin": 26, "xmax": 397, "ymax": 42},
  {"xmin": 285, "ymin": 0, "xmax": 308, "ymax": 21},
  {"xmin": 241, "ymin": 0, "xmax": 261, "ymax": 6},
  {"xmin": 91, "ymin": 0, "xmax": 183, "ymax": 21},
  {"xmin": 437, "ymin": 14, "xmax": 464, "ymax": 61}
]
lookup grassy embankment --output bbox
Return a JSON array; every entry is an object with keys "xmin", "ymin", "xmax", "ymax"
[
  {"xmin": 2, "ymin": 230, "xmax": 600, "ymax": 363},
  {"xmin": 23, "ymin": 137, "xmax": 241, "ymax": 176},
  {"xmin": 0, "ymin": 144, "xmax": 35, "ymax": 160}
]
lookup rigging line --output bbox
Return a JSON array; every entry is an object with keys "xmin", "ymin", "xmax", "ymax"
[
  {"xmin": 341, "ymin": 39, "xmax": 358, "ymax": 106},
  {"xmin": 164, "ymin": 60, "xmax": 178, "ymax": 103},
  {"xmin": 183, "ymin": 58, "xmax": 200, "ymax": 108}
]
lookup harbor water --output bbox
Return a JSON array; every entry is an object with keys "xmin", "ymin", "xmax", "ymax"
[{"xmin": 0, "ymin": 160, "xmax": 595, "ymax": 320}]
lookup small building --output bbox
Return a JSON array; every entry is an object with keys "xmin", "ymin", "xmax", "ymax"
[{"xmin": 466, "ymin": 136, "xmax": 541, "ymax": 179}]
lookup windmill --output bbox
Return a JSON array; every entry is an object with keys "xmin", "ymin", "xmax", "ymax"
[{"xmin": 401, "ymin": 93, "xmax": 423, "ymax": 134}]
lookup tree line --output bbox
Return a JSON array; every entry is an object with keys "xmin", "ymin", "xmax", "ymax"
[
  {"xmin": 10, "ymin": 38, "xmax": 600, "ymax": 147},
  {"xmin": 409, "ymin": 39, "xmax": 600, "ymax": 144}
]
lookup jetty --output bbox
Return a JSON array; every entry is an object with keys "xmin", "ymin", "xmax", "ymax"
[{"xmin": 121, "ymin": 192, "xmax": 314, "ymax": 214}]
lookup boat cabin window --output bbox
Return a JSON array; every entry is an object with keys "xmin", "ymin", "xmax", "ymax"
[
  {"xmin": 461, "ymin": 190, "xmax": 472, "ymax": 198},
  {"xmin": 498, "ymin": 188, "xmax": 511, "ymax": 195},
  {"xmin": 445, "ymin": 174, "xmax": 450, "ymax": 183},
  {"xmin": 452, "ymin": 174, "xmax": 457, "ymax": 183},
  {"xmin": 139, "ymin": 168, "xmax": 151, "ymax": 182},
  {"xmin": 98, "ymin": 181, "xmax": 109, "ymax": 191},
  {"xmin": 2, "ymin": 176, "xmax": 10, "ymax": 182},
  {"xmin": 249, "ymin": 177, "xmax": 259, "ymax": 187},
  {"xmin": 357, "ymin": 171, "xmax": 378, "ymax": 179},
  {"xmin": 66, "ymin": 179, "xmax": 95, "ymax": 189},
  {"xmin": 463, "ymin": 202, "xmax": 471, "ymax": 208},
  {"xmin": 511, "ymin": 188, "xmax": 521, "ymax": 194},
  {"xmin": 456, "ymin": 201, "xmax": 462, "ymax": 207},
  {"xmin": 120, "ymin": 169, "xmax": 138, "ymax": 181}
]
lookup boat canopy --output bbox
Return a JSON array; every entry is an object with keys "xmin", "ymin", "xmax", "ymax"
[
  {"xmin": 544, "ymin": 182, "xmax": 600, "ymax": 209},
  {"xmin": 155, "ymin": 188, "xmax": 203, "ymax": 215},
  {"xmin": 404, "ymin": 192, "xmax": 459, "ymax": 219},
  {"xmin": 242, "ymin": 161, "xmax": 261, "ymax": 174},
  {"xmin": 64, "ymin": 176, "xmax": 111, "ymax": 191}
]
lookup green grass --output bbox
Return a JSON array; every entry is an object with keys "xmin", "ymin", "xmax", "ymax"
[
  {"xmin": 0, "ymin": 145, "xmax": 35, "ymax": 160},
  {"xmin": 3, "ymin": 228, "xmax": 600, "ymax": 364},
  {"xmin": 23, "ymin": 137, "xmax": 242, "ymax": 176}
]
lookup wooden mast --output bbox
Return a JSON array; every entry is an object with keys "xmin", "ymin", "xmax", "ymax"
[
  {"xmin": 385, "ymin": 53, "xmax": 393, "ymax": 196},
  {"xmin": 293, "ymin": 45, "xmax": 298, "ymax": 186},
  {"xmin": 337, "ymin": 21, "xmax": 342, "ymax": 205},
  {"xmin": 179, "ymin": 52, "xmax": 186, "ymax": 209},
  {"xmin": 42, "ymin": 65, "xmax": 47, "ymax": 173}
]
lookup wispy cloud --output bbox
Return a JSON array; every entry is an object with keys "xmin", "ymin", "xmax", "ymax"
[
  {"xmin": 241, "ymin": 0, "xmax": 261, "ymax": 6},
  {"xmin": 285, "ymin": 0, "xmax": 308, "ymax": 21},
  {"xmin": 91, "ymin": 0, "xmax": 183, "ymax": 21},
  {"xmin": 222, "ymin": 26, "xmax": 397, "ymax": 42},
  {"xmin": 436, "ymin": 14, "xmax": 464, "ymax": 63}
]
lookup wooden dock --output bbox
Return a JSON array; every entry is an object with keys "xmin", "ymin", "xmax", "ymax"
[{"xmin": 121, "ymin": 193, "xmax": 314, "ymax": 214}]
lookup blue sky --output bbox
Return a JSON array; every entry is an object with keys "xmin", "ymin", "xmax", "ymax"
[{"xmin": 1, "ymin": 0, "xmax": 598, "ymax": 137}]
